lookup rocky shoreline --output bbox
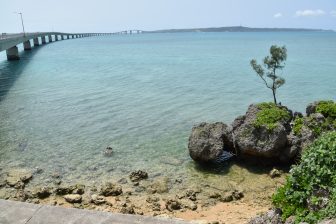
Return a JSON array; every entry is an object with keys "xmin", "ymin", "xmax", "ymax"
[
  {"xmin": 0, "ymin": 100, "xmax": 334, "ymax": 223},
  {"xmin": 188, "ymin": 101, "xmax": 336, "ymax": 166},
  {"xmin": 0, "ymin": 164, "xmax": 285, "ymax": 223}
]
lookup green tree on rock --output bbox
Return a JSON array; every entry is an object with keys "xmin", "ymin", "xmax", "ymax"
[{"xmin": 250, "ymin": 45, "xmax": 287, "ymax": 105}]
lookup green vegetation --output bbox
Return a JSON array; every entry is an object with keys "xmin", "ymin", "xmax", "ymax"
[
  {"xmin": 250, "ymin": 45, "xmax": 287, "ymax": 105},
  {"xmin": 293, "ymin": 117, "xmax": 304, "ymax": 136},
  {"xmin": 273, "ymin": 131, "xmax": 336, "ymax": 223},
  {"xmin": 253, "ymin": 102, "xmax": 291, "ymax": 131},
  {"xmin": 316, "ymin": 100, "xmax": 336, "ymax": 119}
]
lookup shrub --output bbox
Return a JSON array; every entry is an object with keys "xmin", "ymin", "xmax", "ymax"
[
  {"xmin": 293, "ymin": 117, "xmax": 304, "ymax": 136},
  {"xmin": 272, "ymin": 131, "xmax": 336, "ymax": 223},
  {"xmin": 316, "ymin": 101, "xmax": 336, "ymax": 119},
  {"xmin": 253, "ymin": 102, "xmax": 291, "ymax": 131}
]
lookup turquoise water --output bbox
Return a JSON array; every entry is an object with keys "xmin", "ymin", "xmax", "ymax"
[{"xmin": 0, "ymin": 32, "xmax": 335, "ymax": 186}]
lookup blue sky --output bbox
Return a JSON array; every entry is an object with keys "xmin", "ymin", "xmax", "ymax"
[{"xmin": 1, "ymin": 0, "xmax": 336, "ymax": 33}]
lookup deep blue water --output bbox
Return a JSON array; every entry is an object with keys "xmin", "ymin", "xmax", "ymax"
[{"xmin": 0, "ymin": 32, "xmax": 335, "ymax": 185}]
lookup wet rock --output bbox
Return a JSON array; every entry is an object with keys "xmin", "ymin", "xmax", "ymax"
[
  {"xmin": 129, "ymin": 170, "xmax": 148, "ymax": 182},
  {"xmin": 165, "ymin": 199, "xmax": 181, "ymax": 212},
  {"xmin": 64, "ymin": 194, "xmax": 82, "ymax": 203},
  {"xmin": 99, "ymin": 182, "xmax": 122, "ymax": 196},
  {"xmin": 147, "ymin": 178, "xmax": 169, "ymax": 194},
  {"xmin": 118, "ymin": 178, "xmax": 128, "ymax": 184},
  {"xmin": 188, "ymin": 122, "xmax": 233, "ymax": 163},
  {"xmin": 269, "ymin": 168, "xmax": 281, "ymax": 178},
  {"xmin": 248, "ymin": 209, "xmax": 283, "ymax": 224},
  {"xmin": 232, "ymin": 104, "xmax": 292, "ymax": 164},
  {"xmin": 103, "ymin": 146, "xmax": 113, "ymax": 157},
  {"xmin": 32, "ymin": 186, "xmax": 52, "ymax": 199},
  {"xmin": 6, "ymin": 169, "xmax": 33, "ymax": 189},
  {"xmin": 90, "ymin": 194, "xmax": 106, "ymax": 205}
]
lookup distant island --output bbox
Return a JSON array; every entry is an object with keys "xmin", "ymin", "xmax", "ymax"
[{"xmin": 144, "ymin": 26, "xmax": 334, "ymax": 33}]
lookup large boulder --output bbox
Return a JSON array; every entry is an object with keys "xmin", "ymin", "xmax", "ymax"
[
  {"xmin": 188, "ymin": 122, "xmax": 233, "ymax": 162},
  {"xmin": 232, "ymin": 103, "xmax": 293, "ymax": 163}
]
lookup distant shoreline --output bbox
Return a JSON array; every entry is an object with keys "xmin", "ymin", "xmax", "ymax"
[{"xmin": 144, "ymin": 26, "xmax": 334, "ymax": 33}]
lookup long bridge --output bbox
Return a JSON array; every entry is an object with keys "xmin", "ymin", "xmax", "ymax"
[{"xmin": 0, "ymin": 31, "xmax": 143, "ymax": 61}]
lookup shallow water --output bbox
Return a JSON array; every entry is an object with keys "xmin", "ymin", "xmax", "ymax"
[{"xmin": 0, "ymin": 32, "xmax": 335, "ymax": 189}]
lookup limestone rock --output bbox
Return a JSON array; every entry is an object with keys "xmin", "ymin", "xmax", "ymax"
[
  {"xmin": 6, "ymin": 169, "xmax": 33, "ymax": 188},
  {"xmin": 232, "ymin": 104, "xmax": 292, "ymax": 163},
  {"xmin": 32, "ymin": 186, "xmax": 52, "ymax": 199},
  {"xmin": 90, "ymin": 194, "xmax": 106, "ymax": 205},
  {"xmin": 188, "ymin": 122, "xmax": 233, "ymax": 162},
  {"xmin": 64, "ymin": 194, "xmax": 82, "ymax": 203},
  {"xmin": 248, "ymin": 209, "xmax": 283, "ymax": 224},
  {"xmin": 129, "ymin": 170, "xmax": 148, "ymax": 182},
  {"xmin": 165, "ymin": 199, "xmax": 181, "ymax": 211},
  {"xmin": 99, "ymin": 182, "xmax": 122, "ymax": 196}
]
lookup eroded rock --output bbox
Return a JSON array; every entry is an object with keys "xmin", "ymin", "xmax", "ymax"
[
  {"xmin": 129, "ymin": 170, "xmax": 148, "ymax": 182},
  {"xmin": 188, "ymin": 122, "xmax": 233, "ymax": 162},
  {"xmin": 99, "ymin": 182, "xmax": 122, "ymax": 196},
  {"xmin": 64, "ymin": 194, "xmax": 82, "ymax": 203}
]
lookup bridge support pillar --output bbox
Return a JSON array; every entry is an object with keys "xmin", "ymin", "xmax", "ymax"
[
  {"xmin": 55, "ymin": 35, "xmax": 58, "ymax": 41},
  {"xmin": 6, "ymin": 46, "xmax": 20, "ymax": 61},
  {"xmin": 34, "ymin": 38, "xmax": 39, "ymax": 46},
  {"xmin": 41, "ymin": 36, "xmax": 46, "ymax": 44},
  {"xmin": 23, "ymin": 40, "xmax": 32, "ymax": 51},
  {"xmin": 61, "ymin": 35, "xmax": 64, "ymax": 40},
  {"xmin": 48, "ymin": 35, "xmax": 52, "ymax": 42}
]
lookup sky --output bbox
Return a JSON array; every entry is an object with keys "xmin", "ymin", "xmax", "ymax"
[{"xmin": 1, "ymin": 0, "xmax": 336, "ymax": 33}]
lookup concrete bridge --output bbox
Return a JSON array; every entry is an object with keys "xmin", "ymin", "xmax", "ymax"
[{"xmin": 0, "ymin": 32, "xmax": 113, "ymax": 61}]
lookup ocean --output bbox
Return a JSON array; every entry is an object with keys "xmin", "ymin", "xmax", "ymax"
[{"xmin": 0, "ymin": 32, "xmax": 335, "ymax": 188}]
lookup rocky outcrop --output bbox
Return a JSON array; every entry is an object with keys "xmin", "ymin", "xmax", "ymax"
[
  {"xmin": 232, "ymin": 104, "xmax": 293, "ymax": 163},
  {"xmin": 188, "ymin": 122, "xmax": 233, "ymax": 162},
  {"xmin": 64, "ymin": 194, "xmax": 82, "ymax": 203},
  {"xmin": 188, "ymin": 101, "xmax": 336, "ymax": 165}
]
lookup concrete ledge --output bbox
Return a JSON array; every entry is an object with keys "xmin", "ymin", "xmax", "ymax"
[{"xmin": 0, "ymin": 200, "xmax": 193, "ymax": 224}]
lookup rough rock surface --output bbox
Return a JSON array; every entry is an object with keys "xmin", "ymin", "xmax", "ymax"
[
  {"xmin": 248, "ymin": 209, "xmax": 283, "ymax": 224},
  {"xmin": 129, "ymin": 170, "xmax": 148, "ymax": 182},
  {"xmin": 232, "ymin": 104, "xmax": 292, "ymax": 163},
  {"xmin": 188, "ymin": 122, "xmax": 233, "ymax": 162},
  {"xmin": 64, "ymin": 194, "xmax": 82, "ymax": 203},
  {"xmin": 6, "ymin": 169, "xmax": 33, "ymax": 189},
  {"xmin": 99, "ymin": 182, "xmax": 122, "ymax": 196}
]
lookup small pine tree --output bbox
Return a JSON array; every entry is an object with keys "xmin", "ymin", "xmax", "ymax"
[{"xmin": 250, "ymin": 45, "xmax": 287, "ymax": 105}]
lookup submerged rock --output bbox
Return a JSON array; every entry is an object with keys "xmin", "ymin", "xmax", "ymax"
[
  {"xmin": 103, "ymin": 146, "xmax": 113, "ymax": 157},
  {"xmin": 6, "ymin": 169, "xmax": 33, "ymax": 189},
  {"xmin": 188, "ymin": 122, "xmax": 233, "ymax": 163},
  {"xmin": 147, "ymin": 177, "xmax": 170, "ymax": 194},
  {"xmin": 99, "ymin": 182, "xmax": 122, "ymax": 196},
  {"xmin": 129, "ymin": 170, "xmax": 148, "ymax": 182}
]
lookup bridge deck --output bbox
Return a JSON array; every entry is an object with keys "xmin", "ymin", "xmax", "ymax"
[{"xmin": 0, "ymin": 199, "xmax": 195, "ymax": 224}]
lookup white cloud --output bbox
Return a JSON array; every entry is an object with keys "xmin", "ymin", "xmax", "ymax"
[
  {"xmin": 331, "ymin": 11, "xmax": 336, "ymax": 17},
  {"xmin": 273, "ymin": 13, "xmax": 283, "ymax": 18},
  {"xmin": 295, "ymin": 9, "xmax": 326, "ymax": 17}
]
